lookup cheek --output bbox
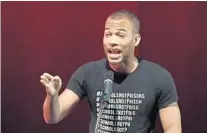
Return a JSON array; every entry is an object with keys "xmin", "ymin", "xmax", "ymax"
[
  {"xmin": 121, "ymin": 47, "xmax": 129, "ymax": 55},
  {"xmin": 121, "ymin": 43, "xmax": 133, "ymax": 54},
  {"xmin": 103, "ymin": 39, "xmax": 108, "ymax": 52},
  {"xmin": 103, "ymin": 38, "xmax": 108, "ymax": 46},
  {"xmin": 103, "ymin": 43, "xmax": 108, "ymax": 52}
]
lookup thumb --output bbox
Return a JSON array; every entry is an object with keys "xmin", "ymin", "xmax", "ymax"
[
  {"xmin": 52, "ymin": 76, "xmax": 62, "ymax": 89},
  {"xmin": 53, "ymin": 76, "xmax": 60, "ymax": 83}
]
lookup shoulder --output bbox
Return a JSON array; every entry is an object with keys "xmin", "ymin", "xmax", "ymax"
[
  {"xmin": 139, "ymin": 59, "xmax": 172, "ymax": 78},
  {"xmin": 77, "ymin": 58, "xmax": 107, "ymax": 73},
  {"xmin": 138, "ymin": 59, "xmax": 174, "ymax": 87}
]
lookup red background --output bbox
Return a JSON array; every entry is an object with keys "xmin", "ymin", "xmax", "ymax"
[{"xmin": 2, "ymin": 2, "xmax": 207, "ymax": 133}]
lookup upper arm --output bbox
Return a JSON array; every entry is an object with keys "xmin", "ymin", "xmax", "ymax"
[
  {"xmin": 58, "ymin": 65, "xmax": 88, "ymax": 121},
  {"xmin": 156, "ymin": 69, "xmax": 181, "ymax": 132},
  {"xmin": 58, "ymin": 89, "xmax": 81, "ymax": 121},
  {"xmin": 156, "ymin": 70, "xmax": 178, "ymax": 109},
  {"xmin": 159, "ymin": 102, "xmax": 181, "ymax": 132}
]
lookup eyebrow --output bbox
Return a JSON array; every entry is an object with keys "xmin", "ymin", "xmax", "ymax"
[{"xmin": 105, "ymin": 28, "xmax": 127, "ymax": 32}]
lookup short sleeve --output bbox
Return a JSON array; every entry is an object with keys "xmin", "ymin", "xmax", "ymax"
[
  {"xmin": 66, "ymin": 66, "xmax": 87, "ymax": 100},
  {"xmin": 157, "ymin": 70, "xmax": 179, "ymax": 110}
]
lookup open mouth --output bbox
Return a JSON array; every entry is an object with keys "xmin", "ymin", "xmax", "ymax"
[{"xmin": 108, "ymin": 49, "xmax": 121, "ymax": 54}]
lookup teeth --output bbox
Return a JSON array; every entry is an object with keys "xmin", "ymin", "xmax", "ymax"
[
  {"xmin": 110, "ymin": 51, "xmax": 120, "ymax": 54},
  {"xmin": 108, "ymin": 49, "xmax": 120, "ymax": 55}
]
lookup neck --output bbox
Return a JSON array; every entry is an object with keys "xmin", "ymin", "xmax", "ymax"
[{"xmin": 109, "ymin": 56, "xmax": 138, "ymax": 74}]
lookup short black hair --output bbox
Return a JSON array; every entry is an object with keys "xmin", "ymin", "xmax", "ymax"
[{"xmin": 108, "ymin": 9, "xmax": 140, "ymax": 34}]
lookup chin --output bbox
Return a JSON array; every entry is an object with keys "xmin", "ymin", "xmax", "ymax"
[{"xmin": 107, "ymin": 56, "xmax": 123, "ymax": 65}]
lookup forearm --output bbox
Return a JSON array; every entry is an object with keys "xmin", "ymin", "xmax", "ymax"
[
  {"xmin": 43, "ymin": 94, "xmax": 61, "ymax": 124},
  {"xmin": 164, "ymin": 125, "xmax": 182, "ymax": 133}
]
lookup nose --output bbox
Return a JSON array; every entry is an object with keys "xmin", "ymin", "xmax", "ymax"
[
  {"xmin": 108, "ymin": 37, "xmax": 119, "ymax": 47},
  {"xmin": 109, "ymin": 42, "xmax": 118, "ymax": 47}
]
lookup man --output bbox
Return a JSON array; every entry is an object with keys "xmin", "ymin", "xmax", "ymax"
[{"xmin": 40, "ymin": 10, "xmax": 181, "ymax": 133}]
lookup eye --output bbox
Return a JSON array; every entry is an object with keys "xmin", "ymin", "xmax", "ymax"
[
  {"xmin": 104, "ymin": 32, "xmax": 111, "ymax": 38},
  {"xmin": 117, "ymin": 34, "xmax": 126, "ymax": 38}
]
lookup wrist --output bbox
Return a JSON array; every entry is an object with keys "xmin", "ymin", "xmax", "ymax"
[{"xmin": 46, "ymin": 93, "xmax": 59, "ymax": 99}]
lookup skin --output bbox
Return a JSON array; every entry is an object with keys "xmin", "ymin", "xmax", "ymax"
[
  {"xmin": 103, "ymin": 17, "xmax": 141, "ymax": 73},
  {"xmin": 40, "ymin": 16, "xmax": 181, "ymax": 133}
]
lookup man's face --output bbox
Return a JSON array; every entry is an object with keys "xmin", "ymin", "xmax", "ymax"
[{"xmin": 103, "ymin": 17, "xmax": 137, "ymax": 65}]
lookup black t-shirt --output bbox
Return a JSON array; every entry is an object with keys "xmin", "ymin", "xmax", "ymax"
[{"xmin": 67, "ymin": 58, "xmax": 178, "ymax": 133}]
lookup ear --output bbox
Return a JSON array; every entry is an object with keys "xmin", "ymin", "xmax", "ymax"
[{"xmin": 133, "ymin": 34, "xmax": 141, "ymax": 47}]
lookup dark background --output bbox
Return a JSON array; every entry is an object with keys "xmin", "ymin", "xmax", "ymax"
[{"xmin": 2, "ymin": 1, "xmax": 207, "ymax": 133}]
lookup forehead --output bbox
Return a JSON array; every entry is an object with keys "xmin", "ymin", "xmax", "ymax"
[{"xmin": 104, "ymin": 17, "xmax": 133, "ymax": 32}]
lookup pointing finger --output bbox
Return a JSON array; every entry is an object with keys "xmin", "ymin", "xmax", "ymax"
[
  {"xmin": 40, "ymin": 75, "xmax": 49, "ymax": 83},
  {"xmin": 43, "ymin": 73, "xmax": 53, "ymax": 80},
  {"xmin": 40, "ymin": 79, "xmax": 48, "ymax": 87}
]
